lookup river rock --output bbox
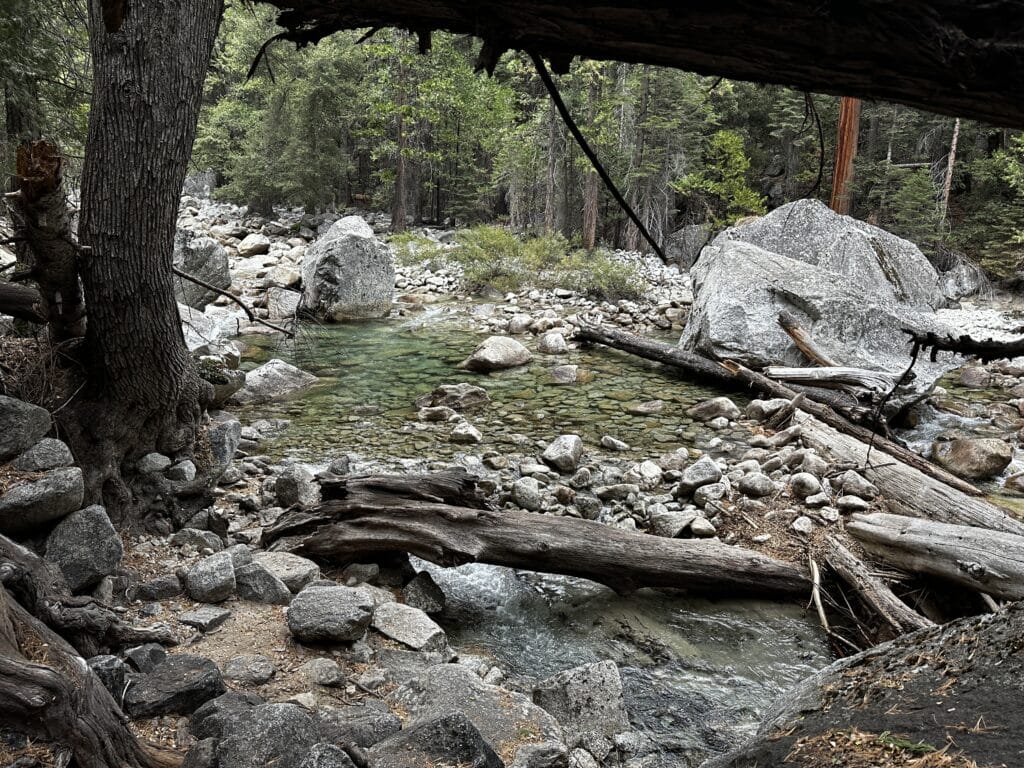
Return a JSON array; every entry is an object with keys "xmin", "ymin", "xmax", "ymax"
[
  {"xmin": 687, "ymin": 396, "xmax": 741, "ymax": 422},
  {"xmin": 235, "ymin": 562, "xmax": 292, "ymax": 604},
  {"xmin": 533, "ymin": 660, "xmax": 630, "ymax": 758},
  {"xmin": 402, "ymin": 571, "xmax": 445, "ymax": 614},
  {"xmin": 368, "ymin": 712, "xmax": 502, "ymax": 768},
  {"xmin": 460, "ymin": 335, "xmax": 533, "ymax": 372},
  {"xmin": 0, "ymin": 395, "xmax": 51, "ymax": 461},
  {"xmin": 276, "ymin": 464, "xmax": 320, "ymax": 507},
  {"xmin": 287, "ymin": 585, "xmax": 374, "ymax": 643},
  {"xmin": 44, "ymin": 505, "xmax": 123, "ymax": 592},
  {"xmin": 689, "ymin": 516, "xmax": 717, "ymax": 537},
  {"xmin": 223, "ymin": 654, "xmax": 276, "ymax": 685},
  {"xmin": 230, "ymin": 359, "xmax": 317, "ymax": 405},
  {"xmin": 681, "ymin": 200, "xmax": 955, "ymax": 408},
  {"xmin": 415, "ymin": 382, "xmax": 491, "ymax": 412},
  {"xmin": 744, "ymin": 398, "xmax": 790, "ymax": 422},
  {"xmin": 388, "ymin": 664, "xmax": 565, "ymax": 765},
  {"xmin": 542, "ymin": 434, "xmax": 584, "ymax": 472},
  {"xmin": 648, "ymin": 507, "xmax": 698, "ymax": 538},
  {"xmin": 302, "ymin": 216, "xmax": 393, "ymax": 320},
  {"xmin": 539, "ymin": 331, "xmax": 569, "ymax": 354},
  {"xmin": 551, "ymin": 364, "xmax": 581, "ymax": 384},
  {"xmin": 11, "ymin": 438, "xmax": 73, "ymax": 471},
  {"xmin": 512, "ymin": 476, "xmax": 543, "ymax": 511},
  {"xmin": 185, "ymin": 552, "xmax": 236, "ymax": 603},
  {"xmin": 371, "ymin": 602, "xmax": 447, "ymax": 652},
  {"xmin": 217, "ymin": 703, "xmax": 320, "ymax": 768},
  {"xmin": 450, "ymin": 421, "xmax": 483, "ymax": 444},
  {"xmin": 837, "ymin": 470, "xmax": 878, "ymax": 499},
  {"xmin": 789, "ymin": 472, "xmax": 822, "ymax": 499},
  {"xmin": 316, "ymin": 702, "xmax": 402, "ymax": 748},
  {"xmin": 254, "ymin": 551, "xmax": 321, "ymax": 592},
  {"xmin": 675, "ymin": 455, "xmax": 722, "ymax": 496},
  {"xmin": 124, "ymin": 654, "xmax": 226, "ymax": 718},
  {"xmin": 931, "ymin": 437, "xmax": 1013, "ymax": 480},
  {"xmin": 0, "ymin": 466, "xmax": 84, "ymax": 534},
  {"xmin": 237, "ymin": 232, "xmax": 271, "ymax": 257},
  {"xmin": 174, "ymin": 229, "xmax": 230, "ymax": 308},
  {"xmin": 267, "ymin": 287, "xmax": 301, "ymax": 319}
]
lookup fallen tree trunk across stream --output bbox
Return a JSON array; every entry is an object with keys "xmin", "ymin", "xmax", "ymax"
[
  {"xmin": 262, "ymin": 472, "xmax": 809, "ymax": 598},
  {"xmin": 575, "ymin": 323, "xmax": 983, "ymax": 497}
]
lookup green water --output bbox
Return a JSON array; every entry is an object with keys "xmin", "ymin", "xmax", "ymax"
[{"xmin": 237, "ymin": 307, "xmax": 749, "ymax": 466}]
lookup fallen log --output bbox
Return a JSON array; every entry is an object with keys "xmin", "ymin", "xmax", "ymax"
[
  {"xmin": 846, "ymin": 513, "xmax": 1024, "ymax": 601},
  {"xmin": 794, "ymin": 411, "xmax": 1024, "ymax": 535},
  {"xmin": 763, "ymin": 366, "xmax": 898, "ymax": 397},
  {"xmin": 824, "ymin": 535, "xmax": 933, "ymax": 635},
  {"xmin": 0, "ymin": 281, "xmax": 46, "ymax": 324},
  {"xmin": 778, "ymin": 310, "xmax": 838, "ymax": 367},
  {"xmin": 576, "ymin": 323, "xmax": 981, "ymax": 496},
  {"xmin": 263, "ymin": 472, "xmax": 809, "ymax": 598}
]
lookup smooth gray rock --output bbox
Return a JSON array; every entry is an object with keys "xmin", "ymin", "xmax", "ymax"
[
  {"xmin": 123, "ymin": 654, "xmax": 226, "ymax": 718},
  {"xmin": 388, "ymin": 664, "xmax": 564, "ymax": 766},
  {"xmin": 838, "ymin": 470, "xmax": 878, "ymax": 500},
  {"xmin": 267, "ymin": 287, "xmax": 301, "ymax": 319},
  {"xmin": 534, "ymin": 660, "xmax": 630, "ymax": 757},
  {"xmin": 675, "ymin": 456, "xmax": 722, "ymax": 496},
  {"xmin": 171, "ymin": 528, "xmax": 224, "ymax": 552},
  {"xmin": 223, "ymin": 654, "xmax": 276, "ymax": 685},
  {"xmin": 254, "ymin": 551, "xmax": 321, "ymax": 592},
  {"xmin": 236, "ymin": 562, "xmax": 292, "ymax": 604},
  {"xmin": 737, "ymin": 472, "xmax": 776, "ymax": 498},
  {"xmin": 687, "ymin": 396, "xmax": 741, "ymax": 422},
  {"xmin": 302, "ymin": 657, "xmax": 345, "ymax": 687},
  {"xmin": 174, "ymin": 229, "xmax": 230, "ymax": 308},
  {"xmin": 0, "ymin": 466, "xmax": 84, "ymax": 534},
  {"xmin": 138, "ymin": 452, "xmax": 172, "ymax": 473},
  {"xmin": 931, "ymin": 437, "xmax": 1013, "ymax": 480},
  {"xmin": 237, "ymin": 232, "xmax": 271, "ymax": 257},
  {"xmin": 450, "ymin": 420, "xmax": 483, "ymax": 444},
  {"xmin": 287, "ymin": 585, "xmax": 373, "ymax": 643},
  {"xmin": 542, "ymin": 434, "xmax": 584, "ymax": 473},
  {"xmin": 230, "ymin": 359, "xmax": 317, "ymax": 405},
  {"xmin": 790, "ymin": 472, "xmax": 822, "ymax": 499},
  {"xmin": 461, "ymin": 335, "xmax": 533, "ymax": 372},
  {"xmin": 371, "ymin": 602, "xmax": 447, "ymax": 652},
  {"xmin": 185, "ymin": 552, "xmax": 236, "ymax": 603},
  {"xmin": 44, "ymin": 505, "xmax": 123, "ymax": 592},
  {"xmin": 744, "ymin": 398, "xmax": 791, "ymax": 422},
  {"xmin": 368, "ymin": 712, "xmax": 503, "ymax": 768},
  {"xmin": 217, "ymin": 703, "xmax": 320, "ymax": 768},
  {"xmin": 302, "ymin": 216, "xmax": 393, "ymax": 320},
  {"xmin": 275, "ymin": 464, "xmax": 320, "ymax": 507},
  {"xmin": 167, "ymin": 459, "xmax": 198, "ymax": 483},
  {"xmin": 0, "ymin": 395, "xmax": 50, "ymax": 461},
  {"xmin": 648, "ymin": 507, "xmax": 698, "ymax": 538},
  {"xmin": 512, "ymin": 476, "xmax": 543, "ymax": 511},
  {"xmin": 11, "ymin": 438, "xmax": 73, "ymax": 471}
]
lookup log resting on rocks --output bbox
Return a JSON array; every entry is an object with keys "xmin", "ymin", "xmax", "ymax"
[
  {"xmin": 0, "ymin": 281, "xmax": 46, "ymax": 324},
  {"xmin": 793, "ymin": 411, "xmax": 1024, "ymax": 534},
  {"xmin": 575, "ymin": 323, "xmax": 981, "ymax": 496},
  {"xmin": 763, "ymin": 366, "xmax": 899, "ymax": 397},
  {"xmin": 263, "ymin": 471, "xmax": 808, "ymax": 598},
  {"xmin": 846, "ymin": 513, "xmax": 1024, "ymax": 601}
]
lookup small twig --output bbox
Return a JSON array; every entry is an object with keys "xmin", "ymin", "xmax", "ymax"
[
  {"xmin": 809, "ymin": 557, "xmax": 830, "ymax": 633},
  {"xmin": 979, "ymin": 593, "xmax": 1000, "ymax": 613},
  {"xmin": 172, "ymin": 266, "xmax": 295, "ymax": 337}
]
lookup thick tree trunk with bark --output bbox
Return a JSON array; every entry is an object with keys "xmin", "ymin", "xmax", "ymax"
[
  {"xmin": 67, "ymin": 0, "xmax": 221, "ymax": 525},
  {"xmin": 263, "ymin": 472, "xmax": 809, "ymax": 597},
  {"xmin": 829, "ymin": 97, "xmax": 861, "ymax": 215}
]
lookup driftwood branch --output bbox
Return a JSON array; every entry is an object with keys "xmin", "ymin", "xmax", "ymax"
[
  {"xmin": 846, "ymin": 513, "xmax": 1024, "ymax": 601},
  {"xmin": 824, "ymin": 535, "xmax": 933, "ymax": 635},
  {"xmin": 778, "ymin": 310, "xmax": 838, "ymax": 367},
  {"xmin": 575, "ymin": 323, "xmax": 981, "ymax": 495},
  {"xmin": 763, "ymin": 366, "xmax": 900, "ymax": 396},
  {"xmin": 172, "ymin": 266, "xmax": 295, "ymax": 337},
  {"xmin": 263, "ymin": 472, "xmax": 809, "ymax": 598},
  {"xmin": 902, "ymin": 328, "xmax": 1024, "ymax": 363},
  {"xmin": 793, "ymin": 411, "xmax": 1024, "ymax": 534}
]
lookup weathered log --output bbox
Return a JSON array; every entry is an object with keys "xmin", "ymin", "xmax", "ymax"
[
  {"xmin": 824, "ymin": 535, "xmax": 933, "ymax": 635},
  {"xmin": 777, "ymin": 310, "xmax": 839, "ymax": 367},
  {"xmin": 902, "ymin": 328, "xmax": 1024, "ymax": 363},
  {"xmin": 263, "ymin": 1, "xmax": 1024, "ymax": 128},
  {"xmin": 263, "ymin": 472, "xmax": 809, "ymax": 598},
  {"xmin": 0, "ymin": 281, "xmax": 46, "ymax": 324},
  {"xmin": 0, "ymin": 534, "xmax": 176, "ymax": 658},
  {"xmin": 0, "ymin": 587, "xmax": 180, "ymax": 768},
  {"xmin": 763, "ymin": 366, "xmax": 898, "ymax": 396},
  {"xmin": 793, "ymin": 411, "xmax": 1024, "ymax": 534},
  {"xmin": 576, "ymin": 323, "xmax": 981, "ymax": 495},
  {"xmin": 846, "ymin": 513, "xmax": 1024, "ymax": 601}
]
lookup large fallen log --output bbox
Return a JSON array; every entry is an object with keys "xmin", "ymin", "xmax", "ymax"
[
  {"xmin": 763, "ymin": 366, "xmax": 899, "ymax": 397},
  {"xmin": 575, "ymin": 323, "xmax": 982, "ymax": 496},
  {"xmin": 846, "ymin": 513, "xmax": 1024, "ymax": 601},
  {"xmin": 263, "ymin": 472, "xmax": 809, "ymax": 598},
  {"xmin": 794, "ymin": 411, "xmax": 1024, "ymax": 535},
  {"xmin": 824, "ymin": 535, "xmax": 933, "ymax": 635}
]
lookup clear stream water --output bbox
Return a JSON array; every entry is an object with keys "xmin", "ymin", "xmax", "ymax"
[{"xmin": 237, "ymin": 305, "xmax": 833, "ymax": 765}]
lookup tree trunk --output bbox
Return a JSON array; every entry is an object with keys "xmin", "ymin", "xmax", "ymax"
[
  {"xmin": 544, "ymin": 98, "xmax": 558, "ymax": 234},
  {"xmin": 263, "ymin": 472, "xmax": 809, "ymax": 598},
  {"xmin": 829, "ymin": 97, "xmax": 861, "ymax": 215},
  {"xmin": 67, "ymin": 0, "xmax": 221, "ymax": 525},
  {"xmin": 390, "ymin": 47, "xmax": 408, "ymax": 233},
  {"xmin": 581, "ymin": 72, "xmax": 601, "ymax": 249},
  {"xmin": 940, "ymin": 117, "xmax": 961, "ymax": 226}
]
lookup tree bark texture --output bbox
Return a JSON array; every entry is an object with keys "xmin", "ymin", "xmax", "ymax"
[
  {"xmin": 71, "ymin": 0, "xmax": 222, "ymax": 523},
  {"xmin": 828, "ymin": 97, "xmax": 861, "ymax": 215},
  {"xmin": 793, "ymin": 411, "xmax": 1024, "ymax": 535},
  {"xmin": 263, "ymin": 472, "xmax": 809, "ymax": 597},
  {"xmin": 846, "ymin": 512, "xmax": 1024, "ymax": 601},
  {"xmin": 940, "ymin": 117, "xmax": 961, "ymax": 225},
  {"xmin": 0, "ymin": 282, "xmax": 46, "ymax": 324},
  {"xmin": 581, "ymin": 72, "xmax": 601, "ymax": 249},
  {"xmin": 7, "ymin": 140, "xmax": 87, "ymax": 341},
  {"xmin": 267, "ymin": 1, "xmax": 1024, "ymax": 127}
]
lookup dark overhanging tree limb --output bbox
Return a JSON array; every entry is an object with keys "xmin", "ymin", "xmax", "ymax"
[
  {"xmin": 529, "ymin": 52, "xmax": 669, "ymax": 263},
  {"xmin": 171, "ymin": 266, "xmax": 295, "ymax": 338},
  {"xmin": 901, "ymin": 328, "xmax": 1024, "ymax": 363}
]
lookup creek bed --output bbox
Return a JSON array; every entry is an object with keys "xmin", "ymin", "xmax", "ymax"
[{"xmin": 237, "ymin": 305, "xmax": 833, "ymax": 765}]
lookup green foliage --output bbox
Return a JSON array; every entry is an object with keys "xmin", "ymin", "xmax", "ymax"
[
  {"xmin": 674, "ymin": 130, "xmax": 766, "ymax": 228},
  {"xmin": 388, "ymin": 232, "xmax": 445, "ymax": 266},
  {"xmin": 451, "ymin": 226, "xmax": 643, "ymax": 299}
]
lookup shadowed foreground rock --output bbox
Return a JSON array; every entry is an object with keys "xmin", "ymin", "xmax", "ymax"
[{"xmin": 702, "ymin": 602, "xmax": 1024, "ymax": 768}]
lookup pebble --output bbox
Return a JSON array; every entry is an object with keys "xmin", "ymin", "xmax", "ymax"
[
  {"xmin": 837, "ymin": 495, "xmax": 871, "ymax": 513},
  {"xmin": 791, "ymin": 516, "xmax": 814, "ymax": 535}
]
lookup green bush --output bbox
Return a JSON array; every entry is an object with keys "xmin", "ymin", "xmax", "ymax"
[
  {"xmin": 388, "ymin": 233, "xmax": 445, "ymax": 267},
  {"xmin": 450, "ymin": 225, "xmax": 644, "ymax": 299}
]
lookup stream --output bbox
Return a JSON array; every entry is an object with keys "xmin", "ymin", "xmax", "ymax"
[{"xmin": 236, "ymin": 303, "xmax": 835, "ymax": 765}]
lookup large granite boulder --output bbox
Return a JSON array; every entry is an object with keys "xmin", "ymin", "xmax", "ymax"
[
  {"xmin": 533, "ymin": 661, "xmax": 630, "ymax": 758},
  {"xmin": 174, "ymin": 229, "xmax": 230, "ymax": 308},
  {"xmin": 301, "ymin": 216, "xmax": 393, "ymax": 320},
  {"xmin": 665, "ymin": 223, "xmax": 711, "ymax": 270},
  {"xmin": 681, "ymin": 200, "xmax": 956, "ymax": 406}
]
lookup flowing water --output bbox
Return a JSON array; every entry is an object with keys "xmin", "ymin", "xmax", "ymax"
[{"xmin": 237, "ymin": 304, "xmax": 833, "ymax": 765}]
